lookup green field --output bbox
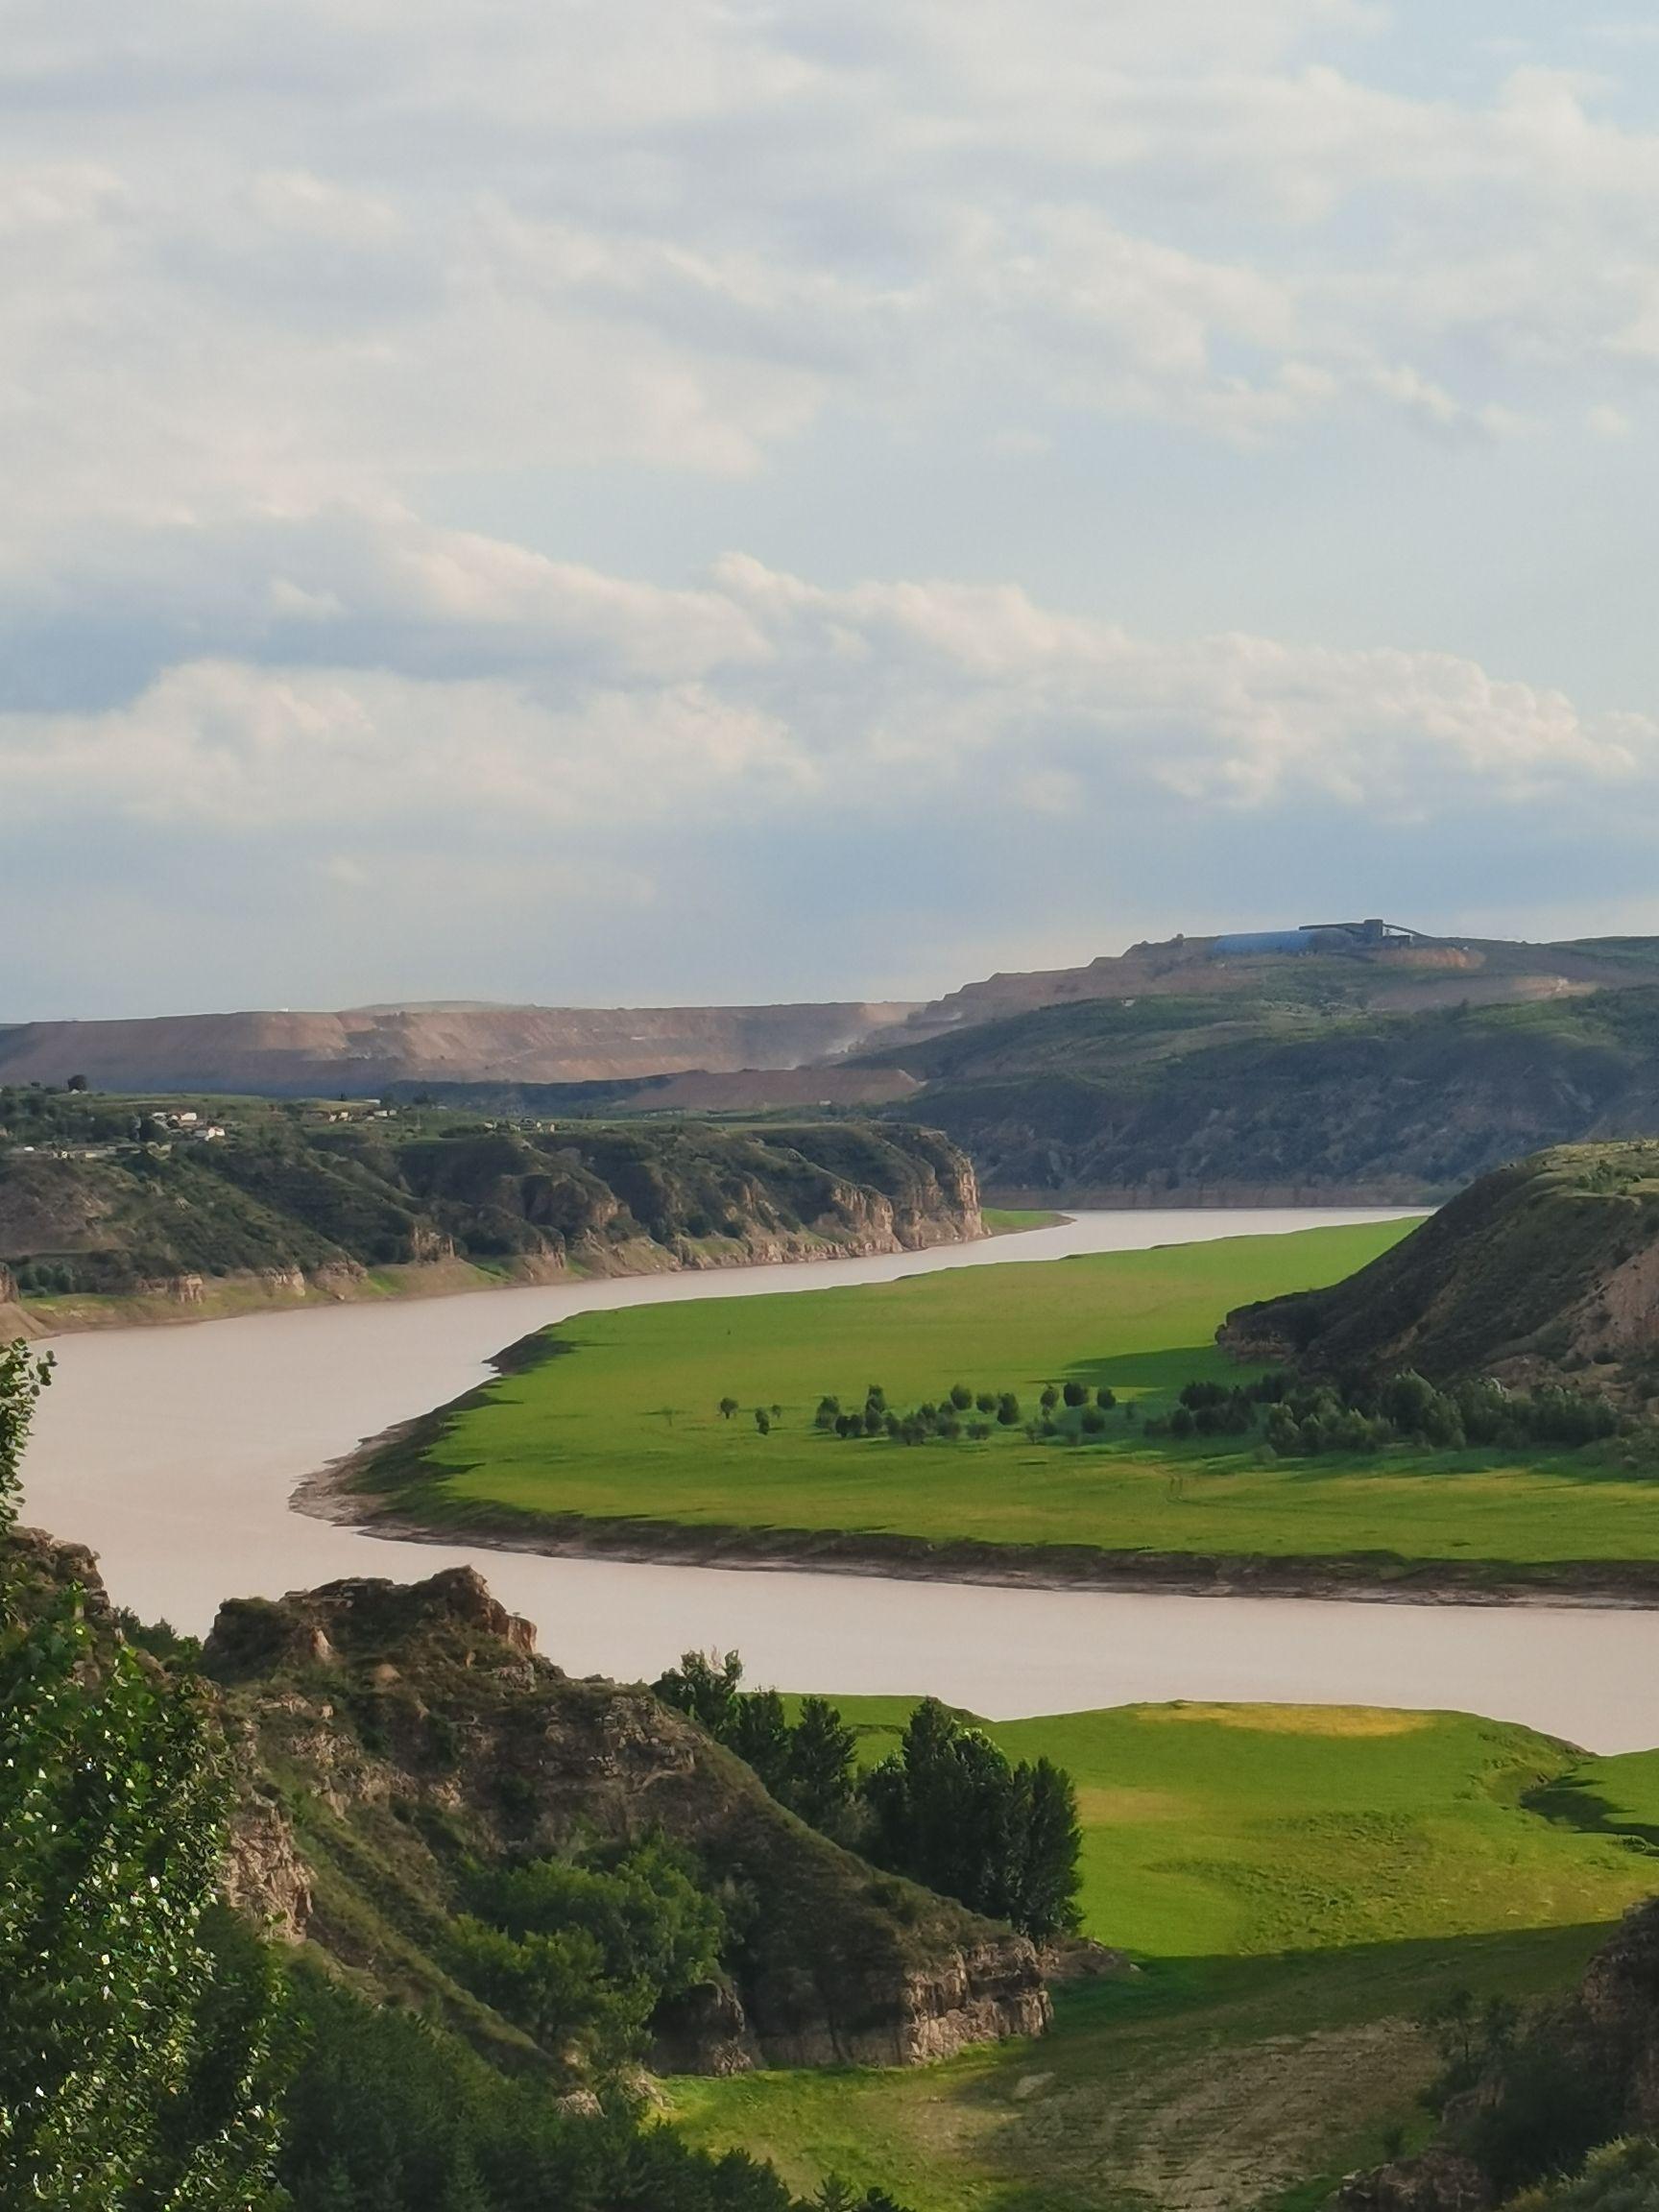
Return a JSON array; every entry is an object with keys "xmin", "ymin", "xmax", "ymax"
[
  {"xmin": 667, "ymin": 1699, "xmax": 1659, "ymax": 2212},
  {"xmin": 368, "ymin": 1218, "xmax": 1659, "ymax": 1577}
]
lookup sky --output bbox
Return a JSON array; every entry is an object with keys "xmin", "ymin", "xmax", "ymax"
[{"xmin": 11, "ymin": 1, "xmax": 1659, "ymax": 1018}]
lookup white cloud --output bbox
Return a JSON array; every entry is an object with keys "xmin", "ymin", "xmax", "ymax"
[
  {"xmin": 1, "ymin": 5, "xmax": 1658, "ymax": 576},
  {"xmin": 3, "ymin": 557, "xmax": 1650, "ymax": 854}
]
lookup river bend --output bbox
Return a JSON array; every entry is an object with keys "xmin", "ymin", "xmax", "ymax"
[{"xmin": 24, "ymin": 1208, "xmax": 1659, "ymax": 1752}]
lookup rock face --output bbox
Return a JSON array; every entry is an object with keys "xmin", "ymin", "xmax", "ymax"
[
  {"xmin": 1, "ymin": 1115, "xmax": 981, "ymax": 1321},
  {"xmin": 204, "ymin": 1567, "xmax": 1048, "ymax": 2075},
  {"xmin": 1568, "ymin": 1896, "xmax": 1659, "ymax": 2128},
  {"xmin": 1330, "ymin": 2152, "xmax": 1496, "ymax": 2212}
]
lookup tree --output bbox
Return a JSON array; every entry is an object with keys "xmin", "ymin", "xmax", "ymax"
[
  {"xmin": 949, "ymin": 1384, "xmax": 973, "ymax": 1411},
  {"xmin": 755, "ymin": 1408, "xmax": 771, "ymax": 1435},
  {"xmin": 0, "ymin": 1339, "xmax": 287, "ymax": 2206},
  {"xmin": 861, "ymin": 1699, "xmax": 1080, "ymax": 1941},
  {"xmin": 785, "ymin": 1697, "xmax": 857, "ymax": 1834},
  {"xmin": 65, "ymin": 1073, "xmax": 88, "ymax": 1094},
  {"xmin": 1039, "ymin": 1384, "xmax": 1059, "ymax": 1412},
  {"xmin": 996, "ymin": 1393, "xmax": 1021, "ymax": 1426},
  {"xmin": 1095, "ymin": 1387, "xmax": 1117, "ymax": 1411},
  {"xmin": 653, "ymin": 1648, "xmax": 745, "ymax": 1737},
  {"xmin": 729, "ymin": 1688, "xmax": 793, "ymax": 1795},
  {"xmin": 718, "ymin": 1397, "xmax": 740, "ymax": 1421},
  {"xmin": 1002, "ymin": 1758, "xmax": 1083, "ymax": 1939},
  {"xmin": 1062, "ymin": 1381, "xmax": 1088, "ymax": 1409},
  {"xmin": 974, "ymin": 1392, "xmax": 997, "ymax": 1415}
]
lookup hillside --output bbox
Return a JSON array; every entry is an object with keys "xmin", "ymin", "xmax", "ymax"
[
  {"xmin": 878, "ymin": 989, "xmax": 1659, "ymax": 1204},
  {"xmin": 1222, "ymin": 1142, "xmax": 1659, "ymax": 1400},
  {"xmin": 883, "ymin": 927, "xmax": 1659, "ymax": 1046},
  {"xmin": 0, "ymin": 1093, "xmax": 979, "ymax": 1330},
  {"xmin": 204, "ymin": 1564, "xmax": 1047, "ymax": 2075},
  {"xmin": 8, "ymin": 926, "xmax": 1659, "ymax": 1112}
]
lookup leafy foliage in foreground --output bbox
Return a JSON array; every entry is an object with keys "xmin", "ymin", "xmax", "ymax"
[{"xmin": 0, "ymin": 1339, "xmax": 286, "ymax": 2208}]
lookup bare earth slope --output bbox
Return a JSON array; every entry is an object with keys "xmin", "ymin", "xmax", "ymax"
[{"xmin": 0, "ymin": 1000, "xmax": 922, "ymax": 1095}]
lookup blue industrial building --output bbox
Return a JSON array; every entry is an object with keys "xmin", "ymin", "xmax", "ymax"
[{"xmin": 1213, "ymin": 919, "xmax": 1426, "ymax": 957}]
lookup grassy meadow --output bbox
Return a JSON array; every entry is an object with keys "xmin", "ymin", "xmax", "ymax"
[
  {"xmin": 367, "ymin": 1217, "xmax": 1659, "ymax": 1576},
  {"xmin": 668, "ymin": 1698, "xmax": 1659, "ymax": 2212}
]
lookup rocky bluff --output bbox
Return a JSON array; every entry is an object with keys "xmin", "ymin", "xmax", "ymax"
[{"xmin": 205, "ymin": 1565, "xmax": 1048, "ymax": 2075}]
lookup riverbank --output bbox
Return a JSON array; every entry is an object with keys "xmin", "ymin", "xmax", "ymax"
[
  {"xmin": 308, "ymin": 1430, "xmax": 1659, "ymax": 1611},
  {"xmin": 3, "ymin": 1206, "xmax": 1019, "ymax": 1340}
]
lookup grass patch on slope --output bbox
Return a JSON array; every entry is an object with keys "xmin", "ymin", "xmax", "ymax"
[{"xmin": 669, "ymin": 1701, "xmax": 1658, "ymax": 2212}]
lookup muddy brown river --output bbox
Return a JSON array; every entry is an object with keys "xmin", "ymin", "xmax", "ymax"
[{"xmin": 23, "ymin": 1208, "xmax": 1659, "ymax": 1750}]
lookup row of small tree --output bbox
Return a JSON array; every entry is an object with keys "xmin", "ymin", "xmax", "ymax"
[
  {"xmin": 1154, "ymin": 1368, "xmax": 1623, "ymax": 1457},
  {"xmin": 654, "ymin": 1652, "xmax": 1082, "ymax": 1941},
  {"xmin": 806, "ymin": 1381, "xmax": 1120, "ymax": 1447}
]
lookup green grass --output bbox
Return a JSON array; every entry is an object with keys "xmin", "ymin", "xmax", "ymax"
[
  {"xmin": 981, "ymin": 1208, "xmax": 1066, "ymax": 1235},
  {"xmin": 667, "ymin": 1700, "xmax": 1658, "ymax": 2211},
  {"xmin": 373, "ymin": 1218, "xmax": 1659, "ymax": 1576}
]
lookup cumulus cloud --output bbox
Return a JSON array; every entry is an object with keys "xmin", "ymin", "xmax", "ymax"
[
  {"xmin": 3, "ymin": 553, "xmax": 1649, "ymax": 845},
  {"xmin": 1, "ymin": 0, "xmax": 1658, "ymax": 577}
]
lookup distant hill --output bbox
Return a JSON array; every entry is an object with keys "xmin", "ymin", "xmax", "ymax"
[
  {"xmin": 872, "ymin": 988, "xmax": 1659, "ymax": 1203},
  {"xmin": 1221, "ymin": 1141, "xmax": 1659, "ymax": 1399},
  {"xmin": 17, "ymin": 927, "xmax": 1659, "ymax": 1201},
  {"xmin": 0, "ymin": 999, "xmax": 922, "ymax": 1095}
]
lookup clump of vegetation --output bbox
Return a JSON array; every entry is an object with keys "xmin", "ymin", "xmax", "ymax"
[
  {"xmin": 280, "ymin": 1966, "xmax": 909, "ymax": 2211},
  {"xmin": 654, "ymin": 1651, "xmax": 861, "ymax": 1842},
  {"xmin": 1511, "ymin": 2140, "xmax": 1659, "ymax": 2212},
  {"xmin": 1419, "ymin": 1983, "xmax": 1623, "ymax": 2200},
  {"xmin": 1155, "ymin": 1368, "xmax": 1623, "ymax": 1457},
  {"xmin": 448, "ymin": 1836, "xmax": 729, "ymax": 2074},
  {"xmin": 863, "ymin": 1699, "xmax": 1082, "ymax": 1940},
  {"xmin": 653, "ymin": 1656, "xmax": 1081, "ymax": 1941},
  {"xmin": 811, "ymin": 1378, "xmax": 1116, "ymax": 1446}
]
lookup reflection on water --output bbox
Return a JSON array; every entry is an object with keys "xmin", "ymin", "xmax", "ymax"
[{"xmin": 29, "ymin": 1205, "xmax": 1657, "ymax": 1755}]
